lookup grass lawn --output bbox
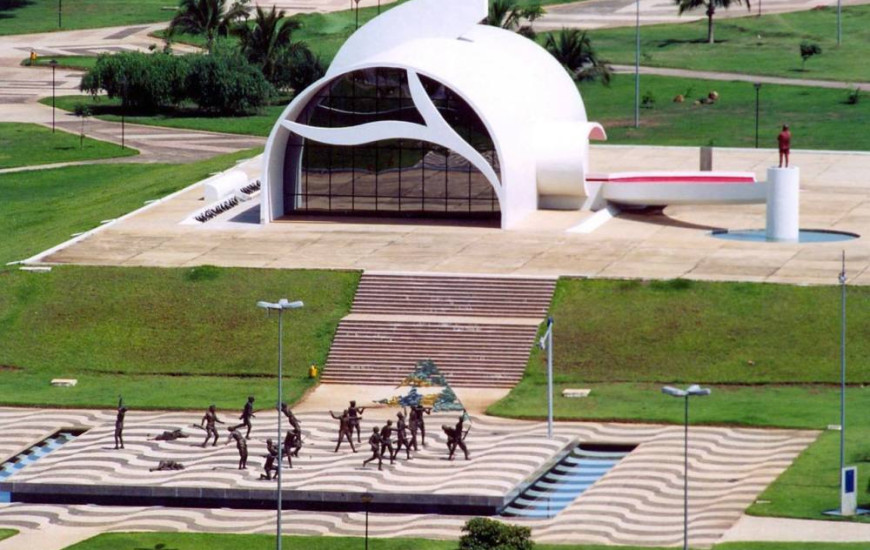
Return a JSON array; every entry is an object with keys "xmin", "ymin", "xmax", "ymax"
[
  {"xmin": 0, "ymin": 265, "xmax": 358, "ymax": 409},
  {"xmin": 0, "ymin": 147, "xmax": 260, "ymax": 265},
  {"xmin": 63, "ymin": 532, "xmax": 870, "ymax": 549},
  {"xmin": 0, "ymin": 530, "xmax": 16, "ymax": 541},
  {"xmin": 585, "ymin": 6, "xmax": 870, "ymax": 82},
  {"xmin": 0, "ymin": 0, "xmax": 172, "ymax": 36},
  {"xmin": 489, "ymin": 277, "xmax": 870, "ymax": 522},
  {"xmin": 25, "ymin": 55, "xmax": 98, "ymax": 71},
  {"xmin": 50, "ymin": 74, "xmax": 870, "ymax": 149},
  {"xmin": 580, "ymin": 74, "xmax": 870, "ymax": 149},
  {"xmin": 0, "ymin": 122, "xmax": 136, "ymax": 169},
  {"xmin": 43, "ymin": 95, "xmax": 286, "ymax": 137}
]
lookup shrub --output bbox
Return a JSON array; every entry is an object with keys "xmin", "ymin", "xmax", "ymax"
[
  {"xmin": 458, "ymin": 517, "xmax": 534, "ymax": 550},
  {"xmin": 641, "ymin": 90, "xmax": 656, "ymax": 109},
  {"xmin": 799, "ymin": 41, "xmax": 822, "ymax": 71},
  {"xmin": 272, "ymin": 46, "xmax": 325, "ymax": 93},
  {"xmin": 186, "ymin": 47, "xmax": 275, "ymax": 115},
  {"xmin": 80, "ymin": 51, "xmax": 189, "ymax": 112},
  {"xmin": 846, "ymin": 87, "xmax": 861, "ymax": 105}
]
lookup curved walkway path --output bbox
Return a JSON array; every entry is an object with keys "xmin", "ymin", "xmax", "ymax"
[
  {"xmin": 613, "ymin": 64, "xmax": 870, "ymax": 90},
  {"xmin": 0, "ymin": 25, "xmax": 264, "ymax": 164}
]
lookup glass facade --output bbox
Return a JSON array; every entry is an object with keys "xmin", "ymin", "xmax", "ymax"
[{"xmin": 283, "ymin": 68, "xmax": 500, "ymax": 219}]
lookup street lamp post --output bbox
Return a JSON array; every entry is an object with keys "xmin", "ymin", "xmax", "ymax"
[
  {"xmin": 838, "ymin": 251, "xmax": 846, "ymax": 503},
  {"xmin": 754, "ymin": 83, "xmax": 762, "ymax": 148},
  {"xmin": 662, "ymin": 384, "xmax": 711, "ymax": 550},
  {"xmin": 257, "ymin": 298, "xmax": 304, "ymax": 550},
  {"xmin": 355, "ymin": 0, "xmax": 361, "ymax": 29},
  {"xmin": 49, "ymin": 59, "xmax": 58, "ymax": 133},
  {"xmin": 837, "ymin": 0, "xmax": 842, "ymax": 46},
  {"xmin": 58, "ymin": 0, "xmax": 62, "ymax": 29},
  {"xmin": 361, "ymin": 493, "xmax": 373, "ymax": 550},
  {"xmin": 539, "ymin": 317, "xmax": 555, "ymax": 439},
  {"xmin": 634, "ymin": 0, "xmax": 640, "ymax": 128}
]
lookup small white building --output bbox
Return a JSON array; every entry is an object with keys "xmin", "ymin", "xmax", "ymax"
[{"xmin": 262, "ymin": 0, "xmax": 605, "ymax": 228}]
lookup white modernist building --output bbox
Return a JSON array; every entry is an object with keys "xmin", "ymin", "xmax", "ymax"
[
  {"xmin": 262, "ymin": 0, "xmax": 606, "ymax": 229},
  {"xmin": 262, "ymin": 0, "xmax": 770, "ymax": 230}
]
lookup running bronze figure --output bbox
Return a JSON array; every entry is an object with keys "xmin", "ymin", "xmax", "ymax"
[
  {"xmin": 444, "ymin": 414, "xmax": 470, "ymax": 461},
  {"xmin": 392, "ymin": 411, "xmax": 412, "ymax": 460},
  {"xmin": 379, "ymin": 419, "xmax": 396, "ymax": 464},
  {"xmin": 280, "ymin": 402, "xmax": 302, "ymax": 434},
  {"xmin": 330, "ymin": 409, "xmax": 357, "ymax": 453},
  {"xmin": 362, "ymin": 427, "xmax": 384, "ymax": 471},
  {"xmin": 283, "ymin": 429, "xmax": 301, "ymax": 468},
  {"xmin": 201, "ymin": 404, "xmax": 224, "ymax": 448},
  {"xmin": 232, "ymin": 396, "xmax": 256, "ymax": 439}
]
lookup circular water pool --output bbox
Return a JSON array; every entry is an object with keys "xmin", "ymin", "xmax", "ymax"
[{"xmin": 711, "ymin": 229, "xmax": 859, "ymax": 243}]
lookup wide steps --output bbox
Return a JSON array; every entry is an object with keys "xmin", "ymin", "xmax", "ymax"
[
  {"xmin": 351, "ymin": 274, "xmax": 556, "ymax": 318},
  {"xmin": 324, "ymin": 273, "xmax": 556, "ymax": 387}
]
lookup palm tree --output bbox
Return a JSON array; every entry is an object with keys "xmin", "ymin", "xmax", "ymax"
[
  {"xmin": 235, "ymin": 5, "xmax": 302, "ymax": 84},
  {"xmin": 484, "ymin": 0, "xmax": 544, "ymax": 39},
  {"xmin": 169, "ymin": 0, "xmax": 249, "ymax": 49},
  {"xmin": 674, "ymin": 0, "xmax": 750, "ymax": 44},
  {"xmin": 544, "ymin": 29, "xmax": 611, "ymax": 84}
]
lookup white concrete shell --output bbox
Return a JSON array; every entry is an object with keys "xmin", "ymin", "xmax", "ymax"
[{"xmin": 262, "ymin": 0, "xmax": 604, "ymax": 228}]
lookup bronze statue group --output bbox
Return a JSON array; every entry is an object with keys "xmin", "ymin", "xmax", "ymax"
[{"xmin": 115, "ymin": 395, "xmax": 470, "ymax": 479}]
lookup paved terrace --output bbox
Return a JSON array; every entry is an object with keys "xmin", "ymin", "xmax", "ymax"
[
  {"xmin": 34, "ymin": 146, "xmax": 870, "ymax": 285},
  {"xmin": 0, "ymin": 405, "xmax": 816, "ymax": 548}
]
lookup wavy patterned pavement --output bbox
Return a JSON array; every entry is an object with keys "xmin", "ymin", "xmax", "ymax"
[{"xmin": 0, "ymin": 407, "xmax": 818, "ymax": 548}]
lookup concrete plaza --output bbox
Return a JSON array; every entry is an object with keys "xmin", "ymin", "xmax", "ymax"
[{"xmin": 32, "ymin": 145, "xmax": 870, "ymax": 286}]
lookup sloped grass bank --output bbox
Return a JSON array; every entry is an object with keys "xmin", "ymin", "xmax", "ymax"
[{"xmin": 0, "ymin": 266, "xmax": 359, "ymax": 409}]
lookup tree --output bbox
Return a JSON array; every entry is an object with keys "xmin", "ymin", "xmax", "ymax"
[
  {"xmin": 799, "ymin": 41, "xmax": 822, "ymax": 71},
  {"xmin": 484, "ymin": 0, "xmax": 544, "ymax": 39},
  {"xmin": 282, "ymin": 47, "xmax": 325, "ymax": 93},
  {"xmin": 459, "ymin": 517, "xmax": 534, "ymax": 550},
  {"xmin": 674, "ymin": 0, "xmax": 749, "ymax": 44},
  {"xmin": 80, "ymin": 51, "xmax": 189, "ymax": 112},
  {"xmin": 544, "ymin": 29, "xmax": 611, "ymax": 84},
  {"xmin": 169, "ymin": 0, "xmax": 249, "ymax": 50},
  {"xmin": 235, "ymin": 5, "xmax": 302, "ymax": 85},
  {"xmin": 186, "ymin": 46, "xmax": 275, "ymax": 114}
]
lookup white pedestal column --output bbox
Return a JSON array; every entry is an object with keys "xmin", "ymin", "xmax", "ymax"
[{"xmin": 766, "ymin": 167, "xmax": 800, "ymax": 242}]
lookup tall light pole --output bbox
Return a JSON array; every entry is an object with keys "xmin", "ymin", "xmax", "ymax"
[
  {"xmin": 754, "ymin": 83, "xmax": 761, "ymax": 148},
  {"xmin": 58, "ymin": 0, "xmax": 62, "ymax": 29},
  {"xmin": 634, "ymin": 0, "xmax": 640, "ymax": 128},
  {"xmin": 837, "ymin": 0, "xmax": 842, "ymax": 46},
  {"xmin": 257, "ymin": 298, "xmax": 304, "ymax": 550},
  {"xmin": 662, "ymin": 384, "xmax": 711, "ymax": 550},
  {"xmin": 49, "ymin": 59, "xmax": 58, "ymax": 133},
  {"xmin": 355, "ymin": 0, "xmax": 361, "ymax": 29},
  {"xmin": 838, "ymin": 250, "xmax": 846, "ymax": 502},
  {"xmin": 539, "ymin": 317, "xmax": 555, "ymax": 439}
]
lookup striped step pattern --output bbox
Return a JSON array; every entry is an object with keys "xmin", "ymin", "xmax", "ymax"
[
  {"xmin": 325, "ymin": 273, "xmax": 557, "ymax": 387},
  {"xmin": 503, "ymin": 445, "xmax": 632, "ymax": 518},
  {"xmin": 351, "ymin": 274, "xmax": 556, "ymax": 318},
  {"xmin": 0, "ymin": 407, "xmax": 819, "ymax": 548},
  {"xmin": 322, "ymin": 321, "xmax": 539, "ymax": 387}
]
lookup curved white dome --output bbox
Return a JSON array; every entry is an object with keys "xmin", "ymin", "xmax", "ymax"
[{"xmin": 262, "ymin": 0, "xmax": 604, "ymax": 227}]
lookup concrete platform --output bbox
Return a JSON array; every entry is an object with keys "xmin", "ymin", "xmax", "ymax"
[
  {"xmin": 28, "ymin": 146, "xmax": 870, "ymax": 286},
  {"xmin": 0, "ymin": 406, "xmax": 818, "ymax": 548}
]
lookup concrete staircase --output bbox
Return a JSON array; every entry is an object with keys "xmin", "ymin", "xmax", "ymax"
[{"xmin": 322, "ymin": 273, "xmax": 557, "ymax": 388}]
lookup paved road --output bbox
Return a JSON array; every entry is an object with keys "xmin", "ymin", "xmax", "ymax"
[
  {"xmin": 0, "ymin": 24, "xmax": 264, "ymax": 164},
  {"xmin": 613, "ymin": 64, "xmax": 870, "ymax": 89},
  {"xmin": 536, "ymin": 0, "xmax": 870, "ymax": 30}
]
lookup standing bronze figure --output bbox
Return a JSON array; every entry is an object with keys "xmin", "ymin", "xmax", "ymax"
[
  {"xmin": 232, "ymin": 396, "xmax": 256, "ymax": 439},
  {"xmin": 392, "ymin": 411, "xmax": 412, "ymax": 460},
  {"xmin": 347, "ymin": 400, "xmax": 366, "ymax": 443},
  {"xmin": 330, "ymin": 409, "xmax": 357, "ymax": 453},
  {"xmin": 409, "ymin": 403, "xmax": 432, "ymax": 449},
  {"xmin": 201, "ymin": 404, "xmax": 224, "ymax": 448},
  {"xmin": 362, "ymin": 427, "xmax": 384, "ymax": 471},
  {"xmin": 226, "ymin": 427, "xmax": 248, "ymax": 469},
  {"xmin": 114, "ymin": 397, "xmax": 128, "ymax": 450},
  {"xmin": 283, "ymin": 429, "xmax": 302, "ymax": 468}
]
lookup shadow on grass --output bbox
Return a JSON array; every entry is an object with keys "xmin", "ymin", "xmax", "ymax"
[{"xmin": 655, "ymin": 38, "xmax": 730, "ymax": 48}]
